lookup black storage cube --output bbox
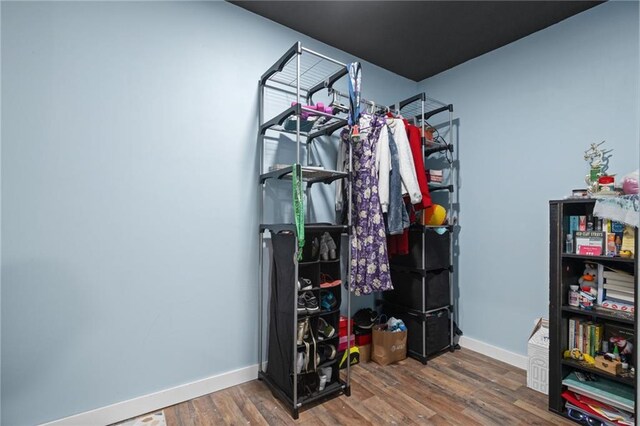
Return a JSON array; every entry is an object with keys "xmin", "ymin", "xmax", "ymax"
[
  {"xmin": 385, "ymin": 269, "xmax": 450, "ymax": 311},
  {"xmin": 425, "ymin": 308, "xmax": 451, "ymax": 356},
  {"xmin": 384, "ymin": 307, "xmax": 451, "ymax": 361},
  {"xmin": 391, "ymin": 227, "xmax": 451, "ymax": 270}
]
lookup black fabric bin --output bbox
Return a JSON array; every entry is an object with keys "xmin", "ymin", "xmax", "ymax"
[
  {"xmin": 383, "ymin": 307, "xmax": 451, "ymax": 361},
  {"xmin": 385, "ymin": 269, "xmax": 450, "ymax": 312},
  {"xmin": 391, "ymin": 227, "xmax": 451, "ymax": 270}
]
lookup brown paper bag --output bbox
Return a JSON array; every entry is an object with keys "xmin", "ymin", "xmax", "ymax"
[{"xmin": 371, "ymin": 325, "xmax": 407, "ymax": 366}]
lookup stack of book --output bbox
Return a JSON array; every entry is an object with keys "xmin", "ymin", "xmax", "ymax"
[
  {"xmin": 562, "ymin": 372, "xmax": 634, "ymax": 425},
  {"xmin": 568, "ymin": 318, "xmax": 603, "ymax": 357},
  {"xmin": 602, "ymin": 269, "xmax": 635, "ymax": 313}
]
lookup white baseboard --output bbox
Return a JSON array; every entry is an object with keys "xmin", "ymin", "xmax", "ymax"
[
  {"xmin": 42, "ymin": 364, "xmax": 259, "ymax": 426},
  {"xmin": 459, "ymin": 336, "xmax": 528, "ymax": 370}
]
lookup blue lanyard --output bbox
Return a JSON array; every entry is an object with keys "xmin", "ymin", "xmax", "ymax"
[{"xmin": 347, "ymin": 62, "xmax": 362, "ymax": 140}]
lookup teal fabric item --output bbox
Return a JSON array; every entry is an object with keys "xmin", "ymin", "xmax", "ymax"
[{"xmin": 292, "ymin": 164, "xmax": 305, "ymax": 260}]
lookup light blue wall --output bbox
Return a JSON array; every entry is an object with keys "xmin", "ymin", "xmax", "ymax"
[
  {"xmin": 418, "ymin": 1, "xmax": 640, "ymax": 356},
  {"xmin": 0, "ymin": 1, "xmax": 417, "ymax": 424}
]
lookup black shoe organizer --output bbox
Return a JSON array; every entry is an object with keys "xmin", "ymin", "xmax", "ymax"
[{"xmin": 261, "ymin": 225, "xmax": 348, "ymax": 418}]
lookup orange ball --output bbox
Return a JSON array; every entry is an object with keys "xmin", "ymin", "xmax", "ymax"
[{"xmin": 424, "ymin": 204, "xmax": 447, "ymax": 226}]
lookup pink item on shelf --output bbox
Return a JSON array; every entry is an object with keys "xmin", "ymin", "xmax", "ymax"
[
  {"xmin": 622, "ymin": 174, "xmax": 639, "ymax": 194},
  {"xmin": 601, "ymin": 299, "xmax": 635, "ymax": 314},
  {"xmin": 291, "ymin": 102, "xmax": 334, "ymax": 119},
  {"xmin": 338, "ymin": 334, "xmax": 355, "ymax": 352}
]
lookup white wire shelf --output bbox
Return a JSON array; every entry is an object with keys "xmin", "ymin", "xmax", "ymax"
[
  {"xmin": 260, "ymin": 43, "xmax": 347, "ymax": 96},
  {"xmin": 399, "ymin": 95, "xmax": 452, "ymax": 124}
]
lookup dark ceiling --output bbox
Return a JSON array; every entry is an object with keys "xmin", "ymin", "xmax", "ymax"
[{"xmin": 231, "ymin": 1, "xmax": 603, "ymax": 81}]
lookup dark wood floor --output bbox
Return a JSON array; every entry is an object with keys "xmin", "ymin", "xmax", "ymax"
[{"xmin": 161, "ymin": 349, "xmax": 574, "ymax": 425}]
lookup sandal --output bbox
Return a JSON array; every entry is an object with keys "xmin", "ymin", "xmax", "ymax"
[{"xmin": 320, "ymin": 273, "xmax": 341, "ymax": 288}]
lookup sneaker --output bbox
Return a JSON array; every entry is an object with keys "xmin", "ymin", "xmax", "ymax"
[
  {"xmin": 297, "ymin": 294, "xmax": 307, "ymax": 313},
  {"xmin": 302, "ymin": 291, "xmax": 319, "ymax": 312},
  {"xmin": 318, "ymin": 374, "xmax": 327, "ymax": 391},
  {"xmin": 320, "ymin": 273, "xmax": 341, "ymax": 288},
  {"xmin": 318, "ymin": 317, "xmax": 336, "ymax": 340},
  {"xmin": 298, "ymin": 277, "xmax": 313, "ymax": 291},
  {"xmin": 321, "ymin": 292, "xmax": 338, "ymax": 311},
  {"xmin": 318, "ymin": 344, "xmax": 337, "ymax": 364},
  {"xmin": 296, "ymin": 351, "xmax": 304, "ymax": 374},
  {"xmin": 320, "ymin": 366, "xmax": 332, "ymax": 383}
]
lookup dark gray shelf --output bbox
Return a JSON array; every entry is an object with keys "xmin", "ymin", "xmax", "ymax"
[
  {"xmin": 260, "ymin": 166, "xmax": 348, "ymax": 185},
  {"xmin": 260, "ymin": 223, "xmax": 348, "ymax": 234},
  {"xmin": 561, "ymin": 305, "xmax": 634, "ymax": 325},
  {"xmin": 561, "ymin": 253, "xmax": 635, "ymax": 264},
  {"xmin": 561, "ymin": 359, "xmax": 635, "ymax": 387},
  {"xmin": 428, "ymin": 184, "xmax": 454, "ymax": 193}
]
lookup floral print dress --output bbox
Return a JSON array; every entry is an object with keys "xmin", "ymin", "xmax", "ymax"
[{"xmin": 345, "ymin": 114, "xmax": 393, "ymax": 296}]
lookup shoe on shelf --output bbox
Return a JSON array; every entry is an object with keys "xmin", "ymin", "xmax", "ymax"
[
  {"xmin": 320, "ymin": 366, "xmax": 332, "ymax": 384},
  {"xmin": 297, "ymin": 294, "xmax": 307, "ymax": 313},
  {"xmin": 303, "ymin": 291, "xmax": 319, "ymax": 312},
  {"xmin": 318, "ymin": 317, "xmax": 336, "ymax": 340},
  {"xmin": 320, "ymin": 273, "xmax": 341, "ymax": 288},
  {"xmin": 297, "ymin": 318, "xmax": 309, "ymax": 345},
  {"xmin": 298, "ymin": 277, "xmax": 313, "ymax": 291},
  {"xmin": 321, "ymin": 291, "xmax": 338, "ymax": 311},
  {"xmin": 319, "ymin": 232, "xmax": 338, "ymax": 261},
  {"xmin": 311, "ymin": 237, "xmax": 320, "ymax": 260},
  {"xmin": 318, "ymin": 344, "xmax": 337, "ymax": 364},
  {"xmin": 296, "ymin": 351, "xmax": 304, "ymax": 374},
  {"xmin": 318, "ymin": 374, "xmax": 327, "ymax": 391}
]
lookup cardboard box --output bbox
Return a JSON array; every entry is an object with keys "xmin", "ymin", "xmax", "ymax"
[
  {"xmin": 358, "ymin": 344, "xmax": 371, "ymax": 363},
  {"xmin": 527, "ymin": 318, "xmax": 549, "ymax": 395},
  {"xmin": 594, "ymin": 355, "xmax": 622, "ymax": 375}
]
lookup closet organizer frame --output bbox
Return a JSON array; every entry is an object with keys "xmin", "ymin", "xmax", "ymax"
[
  {"xmin": 378, "ymin": 93, "xmax": 458, "ymax": 364},
  {"xmin": 257, "ymin": 42, "xmax": 356, "ymax": 419}
]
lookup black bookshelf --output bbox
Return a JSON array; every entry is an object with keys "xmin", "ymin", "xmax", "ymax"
[{"xmin": 548, "ymin": 199, "xmax": 637, "ymax": 422}]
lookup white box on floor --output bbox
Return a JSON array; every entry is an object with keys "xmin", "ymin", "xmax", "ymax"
[{"xmin": 527, "ymin": 318, "xmax": 549, "ymax": 395}]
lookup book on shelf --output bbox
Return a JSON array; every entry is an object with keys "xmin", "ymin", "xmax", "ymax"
[
  {"xmin": 611, "ymin": 221, "xmax": 625, "ymax": 255},
  {"xmin": 577, "ymin": 321, "xmax": 584, "ymax": 353},
  {"xmin": 569, "ymin": 216, "xmax": 580, "ymax": 235},
  {"xmin": 596, "ymin": 264, "xmax": 635, "ymax": 307},
  {"xmin": 575, "ymin": 231, "xmax": 605, "ymax": 256},
  {"xmin": 621, "ymin": 226, "xmax": 635, "ymax": 257},
  {"xmin": 579, "ymin": 216, "xmax": 587, "ymax": 232},
  {"xmin": 562, "ymin": 372, "xmax": 635, "ymax": 412},
  {"xmin": 568, "ymin": 318, "xmax": 603, "ymax": 357},
  {"xmin": 603, "ymin": 284, "xmax": 634, "ymax": 295},
  {"xmin": 600, "ymin": 300, "xmax": 635, "ymax": 315},
  {"xmin": 602, "ymin": 270, "xmax": 634, "ymax": 283},
  {"xmin": 606, "ymin": 232, "xmax": 617, "ymax": 256},
  {"xmin": 604, "ymin": 280, "xmax": 635, "ymax": 290},
  {"xmin": 562, "ymin": 390, "xmax": 635, "ymax": 425},
  {"xmin": 606, "ymin": 292, "xmax": 635, "ymax": 304},
  {"xmin": 603, "ymin": 324, "xmax": 634, "ymax": 365}
]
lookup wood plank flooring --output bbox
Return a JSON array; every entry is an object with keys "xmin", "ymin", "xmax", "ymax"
[{"xmin": 158, "ymin": 349, "xmax": 575, "ymax": 425}]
